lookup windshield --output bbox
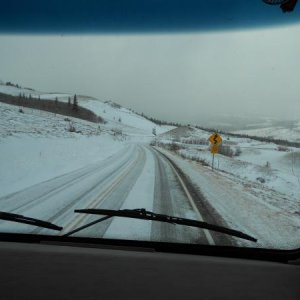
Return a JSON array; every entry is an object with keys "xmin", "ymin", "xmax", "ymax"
[{"xmin": 0, "ymin": 0, "xmax": 299, "ymax": 250}]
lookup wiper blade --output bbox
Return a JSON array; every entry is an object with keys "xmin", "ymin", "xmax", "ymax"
[
  {"xmin": 0, "ymin": 211, "xmax": 63, "ymax": 231},
  {"xmin": 73, "ymin": 208, "xmax": 257, "ymax": 242}
]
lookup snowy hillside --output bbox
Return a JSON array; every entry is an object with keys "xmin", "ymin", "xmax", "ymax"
[
  {"xmin": 0, "ymin": 81, "xmax": 174, "ymax": 197},
  {"xmin": 233, "ymin": 124, "xmax": 300, "ymax": 143},
  {"xmin": 79, "ymin": 98, "xmax": 174, "ymax": 135},
  {"xmin": 0, "ymin": 82, "xmax": 174, "ymax": 136}
]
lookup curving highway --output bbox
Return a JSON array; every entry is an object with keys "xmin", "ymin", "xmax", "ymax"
[{"xmin": 0, "ymin": 144, "xmax": 235, "ymax": 246}]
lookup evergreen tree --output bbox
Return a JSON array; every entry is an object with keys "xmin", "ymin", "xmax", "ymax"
[
  {"xmin": 68, "ymin": 96, "xmax": 71, "ymax": 106},
  {"xmin": 72, "ymin": 94, "xmax": 78, "ymax": 111}
]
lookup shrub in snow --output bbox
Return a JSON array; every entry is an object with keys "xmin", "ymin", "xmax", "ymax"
[
  {"xmin": 112, "ymin": 128, "xmax": 123, "ymax": 136},
  {"xmin": 178, "ymin": 150, "xmax": 209, "ymax": 166},
  {"xmin": 265, "ymin": 161, "xmax": 271, "ymax": 169},
  {"xmin": 18, "ymin": 108, "xmax": 24, "ymax": 113},
  {"xmin": 181, "ymin": 138, "xmax": 208, "ymax": 145},
  {"xmin": 150, "ymin": 140, "xmax": 157, "ymax": 146},
  {"xmin": 256, "ymin": 177, "xmax": 266, "ymax": 183},
  {"xmin": 67, "ymin": 121, "xmax": 76, "ymax": 132},
  {"xmin": 109, "ymin": 102, "xmax": 121, "ymax": 109},
  {"xmin": 261, "ymin": 161, "xmax": 272, "ymax": 176},
  {"xmin": 223, "ymin": 140, "xmax": 238, "ymax": 146},
  {"xmin": 170, "ymin": 142, "xmax": 182, "ymax": 151},
  {"xmin": 218, "ymin": 145, "xmax": 234, "ymax": 157},
  {"xmin": 277, "ymin": 146, "xmax": 289, "ymax": 152},
  {"xmin": 235, "ymin": 146, "xmax": 242, "ymax": 156}
]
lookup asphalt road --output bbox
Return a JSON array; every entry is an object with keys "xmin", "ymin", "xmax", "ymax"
[{"xmin": 0, "ymin": 144, "xmax": 234, "ymax": 245}]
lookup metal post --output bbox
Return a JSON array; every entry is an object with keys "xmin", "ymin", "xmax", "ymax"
[{"xmin": 212, "ymin": 154, "xmax": 215, "ymax": 171}]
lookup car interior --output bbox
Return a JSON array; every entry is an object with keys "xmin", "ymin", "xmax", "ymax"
[{"xmin": 0, "ymin": 1, "xmax": 299, "ymax": 299}]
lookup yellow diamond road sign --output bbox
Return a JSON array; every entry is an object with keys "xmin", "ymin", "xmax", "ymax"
[
  {"xmin": 210, "ymin": 144, "xmax": 219, "ymax": 154},
  {"xmin": 209, "ymin": 133, "xmax": 222, "ymax": 145}
]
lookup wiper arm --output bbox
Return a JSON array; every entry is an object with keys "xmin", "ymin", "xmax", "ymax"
[
  {"xmin": 71, "ymin": 208, "xmax": 257, "ymax": 242},
  {"xmin": 0, "ymin": 211, "xmax": 63, "ymax": 231}
]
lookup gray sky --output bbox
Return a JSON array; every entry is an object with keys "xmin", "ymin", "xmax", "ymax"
[{"xmin": 1, "ymin": 24, "xmax": 300, "ymax": 123}]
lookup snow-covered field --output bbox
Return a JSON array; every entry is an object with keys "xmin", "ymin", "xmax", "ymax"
[
  {"xmin": 157, "ymin": 126, "xmax": 300, "ymax": 200},
  {"xmin": 155, "ymin": 126, "xmax": 300, "ymax": 249},
  {"xmin": 234, "ymin": 124, "xmax": 300, "ymax": 143},
  {"xmin": 0, "ymin": 102, "xmax": 131, "ymax": 197}
]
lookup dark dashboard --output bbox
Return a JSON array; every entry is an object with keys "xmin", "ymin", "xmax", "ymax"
[{"xmin": 0, "ymin": 234, "xmax": 299, "ymax": 300}]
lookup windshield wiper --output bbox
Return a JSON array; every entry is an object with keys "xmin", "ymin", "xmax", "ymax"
[
  {"xmin": 0, "ymin": 211, "xmax": 63, "ymax": 231},
  {"xmin": 66, "ymin": 208, "xmax": 257, "ymax": 242}
]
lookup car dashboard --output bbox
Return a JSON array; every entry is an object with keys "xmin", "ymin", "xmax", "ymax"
[{"xmin": 0, "ymin": 234, "xmax": 299, "ymax": 300}]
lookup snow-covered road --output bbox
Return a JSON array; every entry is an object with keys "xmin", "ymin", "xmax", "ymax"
[{"xmin": 0, "ymin": 144, "xmax": 234, "ymax": 245}]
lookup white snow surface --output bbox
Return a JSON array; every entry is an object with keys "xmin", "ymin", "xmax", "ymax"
[
  {"xmin": 158, "ymin": 126, "xmax": 300, "ymax": 201},
  {"xmin": 233, "ymin": 125, "xmax": 300, "ymax": 143},
  {"xmin": 80, "ymin": 98, "xmax": 174, "ymax": 135},
  {"xmin": 0, "ymin": 102, "xmax": 130, "ymax": 197},
  {"xmin": 0, "ymin": 84, "xmax": 40, "ymax": 97},
  {"xmin": 0, "ymin": 135, "xmax": 127, "ymax": 198}
]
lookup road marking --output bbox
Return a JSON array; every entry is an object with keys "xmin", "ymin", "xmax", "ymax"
[
  {"xmin": 61, "ymin": 147, "xmax": 142, "ymax": 235},
  {"xmin": 154, "ymin": 148, "xmax": 216, "ymax": 245}
]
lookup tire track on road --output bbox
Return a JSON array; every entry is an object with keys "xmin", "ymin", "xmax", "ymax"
[
  {"xmin": 150, "ymin": 147, "xmax": 214, "ymax": 244},
  {"xmin": 0, "ymin": 145, "xmax": 133, "ymax": 214},
  {"xmin": 154, "ymin": 147, "xmax": 236, "ymax": 246},
  {"xmin": 59, "ymin": 146, "xmax": 147, "ymax": 237},
  {"xmin": 32, "ymin": 146, "xmax": 144, "ymax": 234}
]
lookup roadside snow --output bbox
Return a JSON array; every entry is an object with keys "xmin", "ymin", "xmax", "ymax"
[
  {"xmin": 157, "ymin": 126, "xmax": 300, "ymax": 202},
  {"xmin": 0, "ymin": 135, "xmax": 128, "ymax": 198},
  {"xmin": 158, "ymin": 148, "xmax": 300, "ymax": 249},
  {"xmin": 177, "ymin": 146, "xmax": 300, "ymax": 201}
]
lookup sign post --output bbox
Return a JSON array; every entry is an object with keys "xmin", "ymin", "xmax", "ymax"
[{"xmin": 209, "ymin": 133, "xmax": 222, "ymax": 171}]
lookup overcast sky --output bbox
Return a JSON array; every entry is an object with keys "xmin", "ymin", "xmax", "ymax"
[{"xmin": 1, "ymin": 23, "xmax": 300, "ymax": 123}]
